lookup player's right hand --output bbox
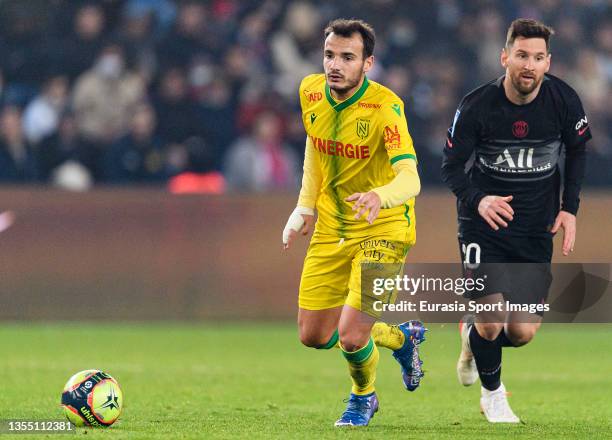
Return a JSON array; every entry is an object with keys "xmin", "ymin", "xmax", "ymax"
[
  {"xmin": 282, "ymin": 206, "xmax": 315, "ymax": 250},
  {"xmin": 478, "ymin": 195, "xmax": 514, "ymax": 231}
]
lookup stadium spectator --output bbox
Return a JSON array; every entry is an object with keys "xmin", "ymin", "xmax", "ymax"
[
  {"xmin": 0, "ymin": 0, "xmax": 55, "ymax": 100},
  {"xmin": 235, "ymin": 11, "xmax": 274, "ymax": 70},
  {"xmin": 0, "ymin": 71, "xmax": 4, "ymax": 105},
  {"xmin": 196, "ymin": 75, "xmax": 237, "ymax": 168},
  {"xmin": 594, "ymin": 19, "xmax": 612, "ymax": 83},
  {"xmin": 156, "ymin": 1, "xmax": 210, "ymax": 70},
  {"xmin": 22, "ymin": 74, "xmax": 69, "ymax": 145},
  {"xmin": 152, "ymin": 67, "xmax": 203, "ymax": 144},
  {"xmin": 270, "ymin": 1, "xmax": 322, "ymax": 98},
  {"xmin": 72, "ymin": 43, "xmax": 145, "ymax": 177},
  {"xmin": 73, "ymin": 43, "xmax": 145, "ymax": 144},
  {"xmin": 60, "ymin": 3, "xmax": 109, "ymax": 81},
  {"xmin": 474, "ymin": 8, "xmax": 506, "ymax": 83},
  {"xmin": 116, "ymin": 6, "xmax": 159, "ymax": 83},
  {"xmin": 104, "ymin": 102, "xmax": 166, "ymax": 183},
  {"xmin": 0, "ymin": 106, "xmax": 38, "ymax": 182},
  {"xmin": 37, "ymin": 111, "xmax": 90, "ymax": 182},
  {"xmin": 0, "ymin": 0, "xmax": 608, "ymax": 188},
  {"xmin": 123, "ymin": 0, "xmax": 177, "ymax": 34},
  {"xmin": 224, "ymin": 111, "xmax": 298, "ymax": 191},
  {"xmin": 569, "ymin": 49, "xmax": 608, "ymax": 116}
]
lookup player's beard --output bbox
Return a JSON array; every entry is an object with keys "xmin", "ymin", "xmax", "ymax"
[
  {"xmin": 327, "ymin": 66, "xmax": 364, "ymax": 96},
  {"xmin": 511, "ymin": 72, "xmax": 542, "ymax": 96}
]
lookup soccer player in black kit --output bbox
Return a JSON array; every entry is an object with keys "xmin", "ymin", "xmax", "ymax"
[{"xmin": 441, "ymin": 19, "xmax": 591, "ymax": 423}]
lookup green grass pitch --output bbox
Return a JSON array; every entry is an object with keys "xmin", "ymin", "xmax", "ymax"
[{"xmin": 1, "ymin": 323, "xmax": 611, "ymax": 439}]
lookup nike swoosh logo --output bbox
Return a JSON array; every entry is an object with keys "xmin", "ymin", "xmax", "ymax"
[
  {"xmin": 578, "ymin": 126, "xmax": 588, "ymax": 135},
  {"xmin": 446, "ymin": 138, "xmax": 453, "ymax": 148},
  {"xmin": 310, "ymin": 113, "xmax": 317, "ymax": 124}
]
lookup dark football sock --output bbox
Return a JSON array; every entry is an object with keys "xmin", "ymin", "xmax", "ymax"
[
  {"xmin": 469, "ymin": 325, "xmax": 502, "ymax": 391},
  {"xmin": 497, "ymin": 329, "xmax": 516, "ymax": 347}
]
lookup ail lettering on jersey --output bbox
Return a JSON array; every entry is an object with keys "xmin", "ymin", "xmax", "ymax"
[
  {"xmin": 492, "ymin": 148, "xmax": 534, "ymax": 168},
  {"xmin": 479, "ymin": 146, "xmax": 554, "ymax": 175}
]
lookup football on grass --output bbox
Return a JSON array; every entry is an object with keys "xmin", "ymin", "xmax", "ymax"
[{"xmin": 61, "ymin": 369, "xmax": 123, "ymax": 427}]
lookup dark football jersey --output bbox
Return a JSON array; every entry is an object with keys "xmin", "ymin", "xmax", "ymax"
[{"xmin": 441, "ymin": 74, "xmax": 591, "ymax": 237}]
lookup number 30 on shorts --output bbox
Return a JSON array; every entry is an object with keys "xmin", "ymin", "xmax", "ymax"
[{"xmin": 461, "ymin": 242, "xmax": 481, "ymax": 269}]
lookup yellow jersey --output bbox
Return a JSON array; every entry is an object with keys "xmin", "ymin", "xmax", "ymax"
[{"xmin": 299, "ymin": 73, "xmax": 417, "ymax": 240}]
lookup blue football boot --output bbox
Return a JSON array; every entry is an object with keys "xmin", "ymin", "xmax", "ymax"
[
  {"xmin": 334, "ymin": 392, "xmax": 379, "ymax": 427},
  {"xmin": 392, "ymin": 320, "xmax": 427, "ymax": 391}
]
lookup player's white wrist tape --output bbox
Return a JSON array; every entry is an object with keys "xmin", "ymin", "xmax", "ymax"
[{"xmin": 282, "ymin": 206, "xmax": 314, "ymax": 244}]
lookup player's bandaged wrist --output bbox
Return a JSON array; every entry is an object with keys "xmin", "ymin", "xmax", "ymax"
[
  {"xmin": 372, "ymin": 160, "xmax": 420, "ymax": 208},
  {"xmin": 282, "ymin": 206, "xmax": 314, "ymax": 244}
]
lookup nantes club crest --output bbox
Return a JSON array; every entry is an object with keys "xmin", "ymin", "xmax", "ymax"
[{"xmin": 356, "ymin": 118, "xmax": 370, "ymax": 139}]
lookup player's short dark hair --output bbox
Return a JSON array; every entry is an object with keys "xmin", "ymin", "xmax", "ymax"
[
  {"xmin": 324, "ymin": 18, "xmax": 375, "ymax": 59},
  {"xmin": 506, "ymin": 18, "xmax": 555, "ymax": 52}
]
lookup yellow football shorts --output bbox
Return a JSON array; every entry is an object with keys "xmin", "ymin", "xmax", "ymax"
[{"xmin": 298, "ymin": 229, "xmax": 413, "ymax": 317}]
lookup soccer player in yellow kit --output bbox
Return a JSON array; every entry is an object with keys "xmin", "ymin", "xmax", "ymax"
[{"xmin": 282, "ymin": 19, "xmax": 426, "ymax": 427}]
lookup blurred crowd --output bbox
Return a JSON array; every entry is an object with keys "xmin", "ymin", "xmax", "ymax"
[{"xmin": 0, "ymin": 0, "xmax": 609, "ymax": 192}]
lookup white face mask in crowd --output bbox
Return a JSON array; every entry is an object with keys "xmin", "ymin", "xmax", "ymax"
[{"xmin": 95, "ymin": 54, "xmax": 124, "ymax": 79}]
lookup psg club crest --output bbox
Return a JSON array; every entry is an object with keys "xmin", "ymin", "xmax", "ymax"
[{"xmin": 512, "ymin": 120, "xmax": 529, "ymax": 138}]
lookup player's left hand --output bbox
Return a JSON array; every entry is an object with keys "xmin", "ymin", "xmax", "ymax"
[
  {"xmin": 551, "ymin": 210, "xmax": 576, "ymax": 256},
  {"xmin": 345, "ymin": 191, "xmax": 381, "ymax": 224}
]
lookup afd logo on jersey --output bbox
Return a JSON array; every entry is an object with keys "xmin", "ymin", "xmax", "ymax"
[{"xmin": 303, "ymin": 89, "xmax": 322, "ymax": 102}]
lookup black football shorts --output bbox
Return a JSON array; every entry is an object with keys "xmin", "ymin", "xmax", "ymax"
[{"xmin": 458, "ymin": 228, "xmax": 553, "ymax": 316}]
